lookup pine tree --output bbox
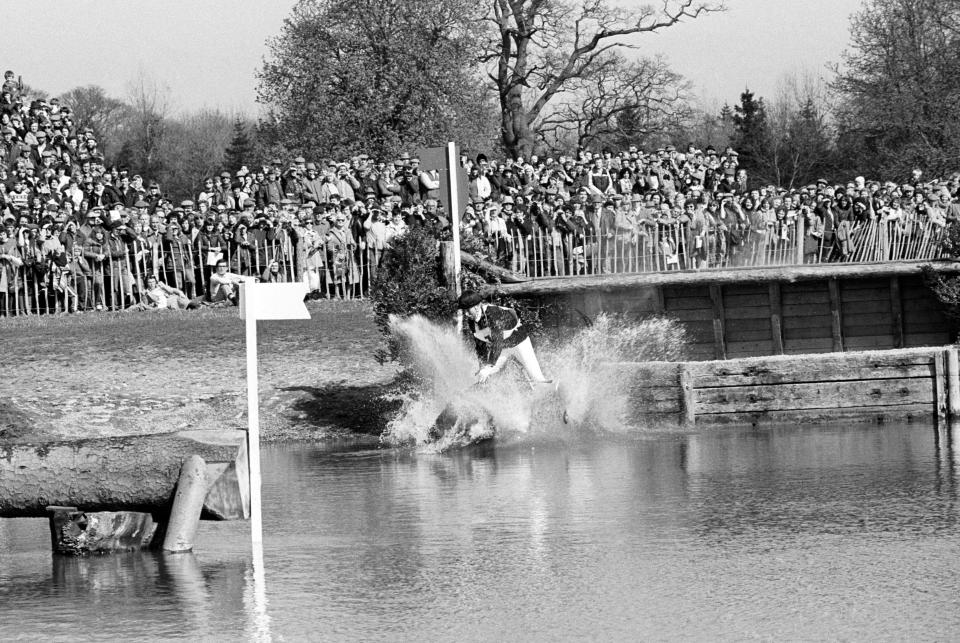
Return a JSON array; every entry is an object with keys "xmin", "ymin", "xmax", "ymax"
[
  {"xmin": 731, "ymin": 89, "xmax": 768, "ymax": 175},
  {"xmin": 223, "ymin": 117, "xmax": 253, "ymax": 172}
]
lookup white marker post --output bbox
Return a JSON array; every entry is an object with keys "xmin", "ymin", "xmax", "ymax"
[
  {"xmin": 446, "ymin": 141, "xmax": 464, "ymax": 333},
  {"xmin": 446, "ymin": 141, "xmax": 462, "ymax": 297},
  {"xmin": 240, "ymin": 280, "xmax": 310, "ymax": 639}
]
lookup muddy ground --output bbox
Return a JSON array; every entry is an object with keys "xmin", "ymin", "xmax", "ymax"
[{"xmin": 0, "ymin": 301, "xmax": 400, "ymax": 443}]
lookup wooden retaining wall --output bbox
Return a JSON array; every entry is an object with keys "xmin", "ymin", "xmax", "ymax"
[
  {"xmin": 607, "ymin": 346, "xmax": 960, "ymax": 429},
  {"xmin": 501, "ymin": 262, "xmax": 956, "ymax": 361}
]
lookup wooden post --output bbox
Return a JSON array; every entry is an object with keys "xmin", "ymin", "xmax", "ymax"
[
  {"xmin": 890, "ymin": 276, "xmax": 904, "ymax": 349},
  {"xmin": 709, "ymin": 284, "xmax": 726, "ymax": 360},
  {"xmin": 440, "ymin": 241, "xmax": 457, "ymax": 296},
  {"xmin": 769, "ymin": 282, "xmax": 784, "ymax": 355},
  {"xmin": 828, "ymin": 278, "xmax": 844, "ymax": 352},
  {"xmin": 163, "ymin": 455, "xmax": 208, "ymax": 553},
  {"xmin": 795, "ymin": 215, "xmax": 805, "ymax": 265},
  {"xmin": 934, "ymin": 349, "xmax": 948, "ymax": 427},
  {"xmin": 679, "ymin": 363, "xmax": 695, "ymax": 428},
  {"xmin": 947, "ymin": 347, "xmax": 960, "ymax": 419},
  {"xmin": 654, "ymin": 285, "xmax": 665, "ymax": 313}
]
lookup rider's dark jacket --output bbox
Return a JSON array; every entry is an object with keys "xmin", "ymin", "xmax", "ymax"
[{"xmin": 467, "ymin": 304, "xmax": 528, "ymax": 365}]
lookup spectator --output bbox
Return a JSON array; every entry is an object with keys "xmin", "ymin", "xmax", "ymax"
[
  {"xmin": 126, "ymin": 274, "xmax": 195, "ymax": 311},
  {"xmin": 208, "ymin": 258, "xmax": 244, "ymax": 304}
]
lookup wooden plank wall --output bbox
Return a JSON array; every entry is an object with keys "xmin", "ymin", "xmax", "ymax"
[
  {"xmin": 687, "ymin": 349, "xmax": 939, "ymax": 427},
  {"xmin": 901, "ymin": 275, "xmax": 951, "ymax": 347},
  {"xmin": 615, "ymin": 347, "xmax": 952, "ymax": 429},
  {"xmin": 539, "ymin": 274, "xmax": 953, "ymax": 360}
]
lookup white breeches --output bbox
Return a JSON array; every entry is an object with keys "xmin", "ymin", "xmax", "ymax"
[{"xmin": 489, "ymin": 337, "xmax": 547, "ymax": 382}]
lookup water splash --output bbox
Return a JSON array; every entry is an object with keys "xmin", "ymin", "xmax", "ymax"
[
  {"xmin": 542, "ymin": 314, "xmax": 688, "ymax": 428},
  {"xmin": 381, "ymin": 313, "xmax": 687, "ymax": 450}
]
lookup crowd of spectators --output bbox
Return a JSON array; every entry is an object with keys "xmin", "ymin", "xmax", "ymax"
[{"xmin": 1, "ymin": 67, "xmax": 959, "ymax": 316}]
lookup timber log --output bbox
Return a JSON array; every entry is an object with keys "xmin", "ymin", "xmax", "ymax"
[
  {"xmin": 482, "ymin": 260, "xmax": 960, "ymax": 296},
  {"xmin": 0, "ymin": 429, "xmax": 249, "ymax": 520},
  {"xmin": 460, "ymin": 250, "xmax": 528, "ymax": 283}
]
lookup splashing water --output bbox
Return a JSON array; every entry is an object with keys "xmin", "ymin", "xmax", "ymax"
[
  {"xmin": 542, "ymin": 314, "xmax": 688, "ymax": 428},
  {"xmin": 381, "ymin": 312, "xmax": 687, "ymax": 450}
]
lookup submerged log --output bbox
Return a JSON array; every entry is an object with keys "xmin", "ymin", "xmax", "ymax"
[
  {"xmin": 0, "ymin": 429, "xmax": 248, "ymax": 519},
  {"xmin": 47, "ymin": 506, "xmax": 158, "ymax": 555}
]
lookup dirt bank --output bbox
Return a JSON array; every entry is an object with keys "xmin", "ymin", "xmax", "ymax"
[{"xmin": 0, "ymin": 301, "xmax": 399, "ymax": 443}]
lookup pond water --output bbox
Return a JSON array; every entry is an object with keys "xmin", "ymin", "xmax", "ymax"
[{"xmin": 2, "ymin": 423, "xmax": 960, "ymax": 641}]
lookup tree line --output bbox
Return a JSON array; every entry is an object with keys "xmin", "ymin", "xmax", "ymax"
[
  {"xmin": 51, "ymin": 73, "xmax": 263, "ymax": 199},
  {"xmin": 45, "ymin": 0, "xmax": 960, "ymax": 197},
  {"xmin": 258, "ymin": 0, "xmax": 960, "ymax": 187}
]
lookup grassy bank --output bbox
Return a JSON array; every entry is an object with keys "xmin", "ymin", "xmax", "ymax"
[{"xmin": 0, "ymin": 301, "xmax": 398, "ymax": 442}]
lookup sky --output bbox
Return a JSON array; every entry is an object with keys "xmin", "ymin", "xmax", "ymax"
[{"xmin": 2, "ymin": 0, "xmax": 865, "ymax": 117}]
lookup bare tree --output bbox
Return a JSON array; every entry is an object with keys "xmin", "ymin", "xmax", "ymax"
[
  {"xmin": 833, "ymin": 0, "xmax": 960, "ymax": 178},
  {"xmin": 485, "ymin": 0, "xmax": 723, "ymax": 156},
  {"xmin": 160, "ymin": 109, "xmax": 235, "ymax": 199},
  {"xmin": 123, "ymin": 71, "xmax": 174, "ymax": 179},
  {"xmin": 58, "ymin": 85, "xmax": 129, "ymax": 161},
  {"xmin": 536, "ymin": 54, "xmax": 690, "ymax": 151}
]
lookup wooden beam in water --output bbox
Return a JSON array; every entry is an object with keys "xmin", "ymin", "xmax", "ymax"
[
  {"xmin": 610, "ymin": 347, "xmax": 948, "ymax": 428},
  {"xmin": 0, "ymin": 430, "xmax": 248, "ymax": 519},
  {"xmin": 947, "ymin": 347, "xmax": 960, "ymax": 419},
  {"xmin": 679, "ymin": 364, "xmax": 695, "ymax": 428},
  {"xmin": 695, "ymin": 378, "xmax": 934, "ymax": 414},
  {"xmin": 934, "ymin": 349, "xmax": 948, "ymax": 425}
]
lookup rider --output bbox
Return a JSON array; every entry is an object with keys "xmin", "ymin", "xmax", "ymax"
[{"xmin": 457, "ymin": 290, "xmax": 550, "ymax": 385}]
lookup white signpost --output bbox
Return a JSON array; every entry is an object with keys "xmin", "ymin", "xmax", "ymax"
[{"xmin": 240, "ymin": 280, "xmax": 310, "ymax": 641}]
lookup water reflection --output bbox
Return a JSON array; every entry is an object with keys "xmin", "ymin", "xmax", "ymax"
[
  {"xmin": 0, "ymin": 547, "xmax": 251, "ymax": 640},
  {"xmin": 2, "ymin": 422, "xmax": 960, "ymax": 640}
]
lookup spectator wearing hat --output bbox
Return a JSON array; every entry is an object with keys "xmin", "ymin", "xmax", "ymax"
[
  {"xmin": 397, "ymin": 164, "xmax": 422, "ymax": 208},
  {"xmin": 80, "ymin": 225, "xmax": 120, "ymax": 310},
  {"xmin": 256, "ymin": 168, "xmax": 284, "ymax": 209},
  {"xmin": 29, "ymin": 129, "xmax": 52, "ymax": 167},
  {"xmin": 325, "ymin": 210, "xmax": 358, "ymax": 299},
  {"xmin": 143, "ymin": 182, "xmax": 163, "ymax": 211},
  {"xmin": 291, "ymin": 209, "xmax": 326, "ymax": 297},
  {"xmin": 362, "ymin": 207, "xmax": 388, "ymax": 279},
  {"xmin": 0, "ymin": 220, "xmax": 24, "ymax": 313},
  {"xmin": 162, "ymin": 218, "xmax": 196, "ymax": 297},
  {"xmin": 213, "ymin": 172, "xmax": 233, "ymax": 209},
  {"xmin": 333, "ymin": 162, "xmax": 359, "ymax": 202},
  {"xmin": 299, "ymin": 163, "xmax": 324, "ymax": 205}
]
